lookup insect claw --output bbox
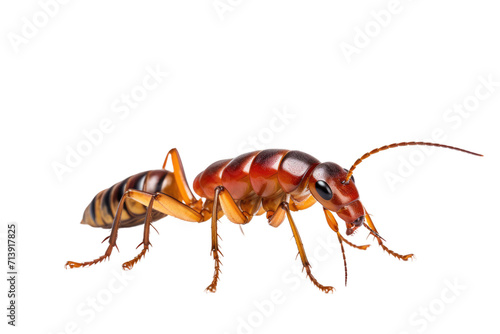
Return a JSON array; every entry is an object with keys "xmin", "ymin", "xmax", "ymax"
[
  {"xmin": 403, "ymin": 254, "xmax": 415, "ymax": 261},
  {"xmin": 205, "ymin": 285, "xmax": 217, "ymax": 293},
  {"xmin": 65, "ymin": 261, "xmax": 82, "ymax": 269},
  {"xmin": 323, "ymin": 286, "xmax": 335, "ymax": 294}
]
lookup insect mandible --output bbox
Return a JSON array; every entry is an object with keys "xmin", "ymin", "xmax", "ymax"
[{"xmin": 65, "ymin": 142, "xmax": 481, "ymax": 293}]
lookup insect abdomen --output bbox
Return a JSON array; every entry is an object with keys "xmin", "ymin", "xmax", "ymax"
[{"xmin": 81, "ymin": 170, "xmax": 171, "ymax": 229}]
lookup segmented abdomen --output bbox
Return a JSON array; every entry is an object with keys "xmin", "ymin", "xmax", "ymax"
[{"xmin": 82, "ymin": 170, "xmax": 170, "ymax": 229}]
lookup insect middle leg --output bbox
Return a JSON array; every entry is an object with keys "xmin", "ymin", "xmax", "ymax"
[
  {"xmin": 205, "ymin": 186, "xmax": 252, "ymax": 292},
  {"xmin": 276, "ymin": 202, "xmax": 335, "ymax": 293}
]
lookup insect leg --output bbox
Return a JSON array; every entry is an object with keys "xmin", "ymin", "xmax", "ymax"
[
  {"xmin": 324, "ymin": 210, "xmax": 370, "ymax": 251},
  {"xmin": 66, "ymin": 189, "xmax": 205, "ymax": 270},
  {"xmin": 120, "ymin": 189, "xmax": 208, "ymax": 270},
  {"xmin": 162, "ymin": 148, "xmax": 202, "ymax": 210},
  {"xmin": 124, "ymin": 190, "xmax": 209, "ymax": 272},
  {"xmin": 205, "ymin": 186, "xmax": 251, "ymax": 293},
  {"xmin": 281, "ymin": 202, "xmax": 334, "ymax": 293},
  {"xmin": 288, "ymin": 194, "xmax": 316, "ymax": 212},
  {"xmin": 323, "ymin": 209, "xmax": 370, "ymax": 286},
  {"xmin": 205, "ymin": 192, "xmax": 222, "ymax": 293},
  {"xmin": 364, "ymin": 208, "xmax": 414, "ymax": 261},
  {"xmin": 122, "ymin": 196, "xmax": 155, "ymax": 270},
  {"xmin": 126, "ymin": 189, "xmax": 204, "ymax": 221},
  {"xmin": 65, "ymin": 189, "xmax": 142, "ymax": 269}
]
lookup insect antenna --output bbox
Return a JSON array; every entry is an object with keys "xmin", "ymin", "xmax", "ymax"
[{"xmin": 344, "ymin": 141, "xmax": 482, "ymax": 183}]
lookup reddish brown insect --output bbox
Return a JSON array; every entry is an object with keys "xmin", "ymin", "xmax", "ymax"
[{"xmin": 66, "ymin": 142, "xmax": 481, "ymax": 293}]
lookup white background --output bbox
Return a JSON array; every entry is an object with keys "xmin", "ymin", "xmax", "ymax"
[{"xmin": 1, "ymin": 1, "xmax": 499, "ymax": 333}]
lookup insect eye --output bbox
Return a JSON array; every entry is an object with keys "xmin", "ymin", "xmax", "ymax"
[
  {"xmin": 343, "ymin": 168, "xmax": 355, "ymax": 183},
  {"xmin": 315, "ymin": 180, "xmax": 333, "ymax": 201}
]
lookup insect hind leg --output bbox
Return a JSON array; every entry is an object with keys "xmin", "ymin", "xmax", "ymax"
[
  {"xmin": 65, "ymin": 190, "xmax": 134, "ymax": 269},
  {"xmin": 162, "ymin": 148, "xmax": 203, "ymax": 211},
  {"xmin": 120, "ymin": 189, "xmax": 205, "ymax": 271},
  {"xmin": 66, "ymin": 189, "xmax": 205, "ymax": 270},
  {"xmin": 122, "ymin": 196, "xmax": 156, "ymax": 270}
]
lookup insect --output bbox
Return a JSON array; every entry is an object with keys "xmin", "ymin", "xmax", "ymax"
[{"xmin": 66, "ymin": 142, "xmax": 481, "ymax": 293}]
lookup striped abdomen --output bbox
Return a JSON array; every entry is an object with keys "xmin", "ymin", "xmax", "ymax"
[
  {"xmin": 82, "ymin": 170, "xmax": 175, "ymax": 229},
  {"xmin": 192, "ymin": 149, "xmax": 320, "ymax": 202}
]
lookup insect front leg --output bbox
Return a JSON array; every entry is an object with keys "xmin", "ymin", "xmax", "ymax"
[
  {"xmin": 363, "ymin": 208, "xmax": 413, "ymax": 261},
  {"xmin": 323, "ymin": 209, "xmax": 369, "ymax": 286}
]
